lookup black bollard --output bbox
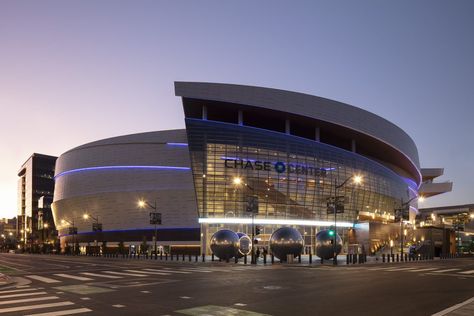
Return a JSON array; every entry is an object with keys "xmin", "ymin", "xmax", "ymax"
[
  {"xmin": 382, "ymin": 254, "xmax": 385, "ymax": 263},
  {"xmin": 195, "ymin": 254, "xmax": 198, "ymax": 262},
  {"xmin": 271, "ymin": 254, "xmax": 274, "ymax": 264},
  {"xmin": 182, "ymin": 254, "xmax": 185, "ymax": 261},
  {"xmin": 298, "ymin": 255, "xmax": 301, "ymax": 263},
  {"xmin": 353, "ymin": 254, "xmax": 357, "ymax": 264},
  {"xmin": 170, "ymin": 253, "xmax": 173, "ymax": 261},
  {"xmin": 321, "ymin": 257, "xmax": 324, "ymax": 264},
  {"xmin": 212, "ymin": 254, "xmax": 214, "ymax": 261},
  {"xmin": 264, "ymin": 254, "xmax": 267, "ymax": 265},
  {"xmin": 165, "ymin": 253, "xmax": 168, "ymax": 261},
  {"xmin": 160, "ymin": 252, "xmax": 163, "ymax": 260},
  {"xmin": 244, "ymin": 254, "xmax": 247, "ymax": 264},
  {"xmin": 235, "ymin": 256, "xmax": 238, "ymax": 264},
  {"xmin": 347, "ymin": 254, "xmax": 350, "ymax": 265},
  {"xmin": 202, "ymin": 254, "xmax": 205, "ymax": 262},
  {"xmin": 396, "ymin": 254, "xmax": 399, "ymax": 262},
  {"xmin": 309, "ymin": 253, "xmax": 312, "ymax": 264}
]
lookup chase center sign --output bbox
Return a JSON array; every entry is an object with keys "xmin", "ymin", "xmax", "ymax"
[{"xmin": 223, "ymin": 157, "xmax": 328, "ymax": 177}]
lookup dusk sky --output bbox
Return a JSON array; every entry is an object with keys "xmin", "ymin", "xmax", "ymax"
[{"xmin": 1, "ymin": 1, "xmax": 473, "ymax": 218}]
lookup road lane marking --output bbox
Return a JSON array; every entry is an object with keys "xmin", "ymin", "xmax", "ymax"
[
  {"xmin": 112, "ymin": 304, "xmax": 125, "ymax": 308},
  {"xmin": 459, "ymin": 270, "xmax": 474, "ymax": 275},
  {"xmin": 103, "ymin": 271, "xmax": 147, "ymax": 277},
  {"xmin": 0, "ymin": 296, "xmax": 59, "ymax": 305},
  {"xmin": 383, "ymin": 267, "xmax": 419, "ymax": 272},
  {"xmin": 125, "ymin": 269, "xmax": 170, "ymax": 276},
  {"xmin": 25, "ymin": 307, "xmax": 92, "ymax": 316},
  {"xmin": 0, "ymin": 292, "xmax": 47, "ymax": 299},
  {"xmin": 26, "ymin": 275, "xmax": 61, "ymax": 283},
  {"xmin": 80, "ymin": 272, "xmax": 122, "ymax": 279},
  {"xmin": 431, "ymin": 269, "xmax": 461, "ymax": 273},
  {"xmin": 172, "ymin": 268, "xmax": 212, "ymax": 273},
  {"xmin": 0, "ymin": 301, "xmax": 74, "ymax": 314},
  {"xmin": 0, "ymin": 288, "xmax": 38, "ymax": 295},
  {"xmin": 142, "ymin": 268, "xmax": 190, "ymax": 274},
  {"xmin": 54, "ymin": 274, "xmax": 93, "ymax": 281},
  {"xmin": 406, "ymin": 268, "xmax": 439, "ymax": 272}
]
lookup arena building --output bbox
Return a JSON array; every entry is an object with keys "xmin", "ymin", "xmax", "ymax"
[{"xmin": 51, "ymin": 82, "xmax": 451, "ymax": 256}]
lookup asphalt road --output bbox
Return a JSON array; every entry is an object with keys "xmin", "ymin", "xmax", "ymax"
[{"xmin": 0, "ymin": 254, "xmax": 473, "ymax": 316}]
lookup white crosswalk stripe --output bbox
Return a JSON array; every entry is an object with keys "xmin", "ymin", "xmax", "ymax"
[
  {"xmin": 26, "ymin": 275, "xmax": 61, "ymax": 283},
  {"xmin": 80, "ymin": 272, "xmax": 123, "ymax": 279},
  {"xmin": 0, "ymin": 292, "xmax": 47, "ymax": 299},
  {"xmin": 168, "ymin": 268, "xmax": 212, "ymax": 273},
  {"xmin": 54, "ymin": 274, "xmax": 93, "ymax": 281},
  {"xmin": 0, "ymin": 296, "xmax": 59, "ymax": 305},
  {"xmin": 103, "ymin": 271, "xmax": 148, "ymax": 277},
  {"xmin": 405, "ymin": 268, "xmax": 439, "ymax": 272},
  {"xmin": 383, "ymin": 267, "xmax": 419, "ymax": 272},
  {"xmin": 0, "ymin": 285, "xmax": 92, "ymax": 315},
  {"xmin": 0, "ymin": 301, "xmax": 75, "ymax": 314},
  {"xmin": 459, "ymin": 270, "xmax": 474, "ymax": 275},
  {"xmin": 142, "ymin": 268, "xmax": 190, "ymax": 274},
  {"xmin": 126, "ymin": 269, "xmax": 170, "ymax": 276},
  {"xmin": 431, "ymin": 269, "xmax": 461, "ymax": 273},
  {"xmin": 0, "ymin": 288, "xmax": 39, "ymax": 295},
  {"xmin": 25, "ymin": 307, "xmax": 92, "ymax": 316}
]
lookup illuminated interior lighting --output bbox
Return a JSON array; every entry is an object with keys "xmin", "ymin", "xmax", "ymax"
[
  {"xmin": 55, "ymin": 165, "xmax": 191, "ymax": 179},
  {"xmin": 166, "ymin": 143, "xmax": 188, "ymax": 146},
  {"xmin": 198, "ymin": 217, "xmax": 354, "ymax": 228}
]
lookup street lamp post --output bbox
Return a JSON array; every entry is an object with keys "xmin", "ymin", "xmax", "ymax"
[
  {"xmin": 233, "ymin": 176, "xmax": 258, "ymax": 264},
  {"xmin": 83, "ymin": 213, "xmax": 101, "ymax": 254},
  {"xmin": 331, "ymin": 174, "xmax": 363, "ymax": 265},
  {"xmin": 61, "ymin": 219, "xmax": 76, "ymax": 255},
  {"xmin": 396, "ymin": 195, "xmax": 422, "ymax": 259},
  {"xmin": 138, "ymin": 200, "xmax": 161, "ymax": 255}
]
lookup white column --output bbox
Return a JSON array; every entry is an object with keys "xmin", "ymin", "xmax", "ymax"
[
  {"xmin": 238, "ymin": 110, "xmax": 243, "ymax": 126},
  {"xmin": 202, "ymin": 105, "xmax": 207, "ymax": 120}
]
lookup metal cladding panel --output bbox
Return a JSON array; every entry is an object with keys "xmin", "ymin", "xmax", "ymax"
[{"xmin": 175, "ymin": 82, "xmax": 420, "ymax": 170}]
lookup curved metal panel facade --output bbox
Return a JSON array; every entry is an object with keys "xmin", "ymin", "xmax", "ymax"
[{"xmin": 175, "ymin": 82, "xmax": 420, "ymax": 183}]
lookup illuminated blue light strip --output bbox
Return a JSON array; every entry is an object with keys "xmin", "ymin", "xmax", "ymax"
[
  {"xmin": 55, "ymin": 165, "xmax": 191, "ymax": 180},
  {"xmin": 167, "ymin": 142, "xmax": 188, "ymax": 146}
]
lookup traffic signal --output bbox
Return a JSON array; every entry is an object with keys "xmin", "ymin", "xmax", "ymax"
[
  {"xmin": 255, "ymin": 225, "xmax": 262, "ymax": 235},
  {"xmin": 328, "ymin": 230, "xmax": 335, "ymax": 236}
]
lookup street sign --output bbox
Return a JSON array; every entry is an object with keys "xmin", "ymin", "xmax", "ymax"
[
  {"xmin": 149, "ymin": 212, "xmax": 162, "ymax": 225},
  {"xmin": 92, "ymin": 223, "xmax": 103, "ymax": 232},
  {"xmin": 246, "ymin": 195, "xmax": 259, "ymax": 214}
]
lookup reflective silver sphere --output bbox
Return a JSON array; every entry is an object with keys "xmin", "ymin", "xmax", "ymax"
[
  {"xmin": 269, "ymin": 227, "xmax": 304, "ymax": 261},
  {"xmin": 236, "ymin": 232, "xmax": 252, "ymax": 257},
  {"xmin": 210, "ymin": 230, "xmax": 239, "ymax": 260},
  {"xmin": 315, "ymin": 229, "xmax": 343, "ymax": 259}
]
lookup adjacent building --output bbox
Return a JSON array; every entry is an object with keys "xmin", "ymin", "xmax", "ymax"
[
  {"xmin": 17, "ymin": 153, "xmax": 58, "ymax": 252},
  {"xmin": 51, "ymin": 82, "xmax": 452, "ymax": 255}
]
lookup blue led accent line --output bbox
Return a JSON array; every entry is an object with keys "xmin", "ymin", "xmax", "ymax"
[
  {"xmin": 54, "ymin": 165, "xmax": 191, "ymax": 180},
  {"xmin": 166, "ymin": 142, "xmax": 188, "ymax": 146}
]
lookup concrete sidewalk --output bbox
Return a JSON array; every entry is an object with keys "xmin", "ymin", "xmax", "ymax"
[{"xmin": 432, "ymin": 297, "xmax": 474, "ymax": 316}]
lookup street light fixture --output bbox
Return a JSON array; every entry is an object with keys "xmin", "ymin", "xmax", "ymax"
[
  {"xmin": 330, "ymin": 174, "xmax": 364, "ymax": 265},
  {"xmin": 83, "ymin": 213, "xmax": 102, "ymax": 253},
  {"xmin": 61, "ymin": 218, "xmax": 77, "ymax": 255},
  {"xmin": 232, "ymin": 176, "xmax": 258, "ymax": 264},
  {"xmin": 138, "ymin": 199, "xmax": 161, "ymax": 255}
]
